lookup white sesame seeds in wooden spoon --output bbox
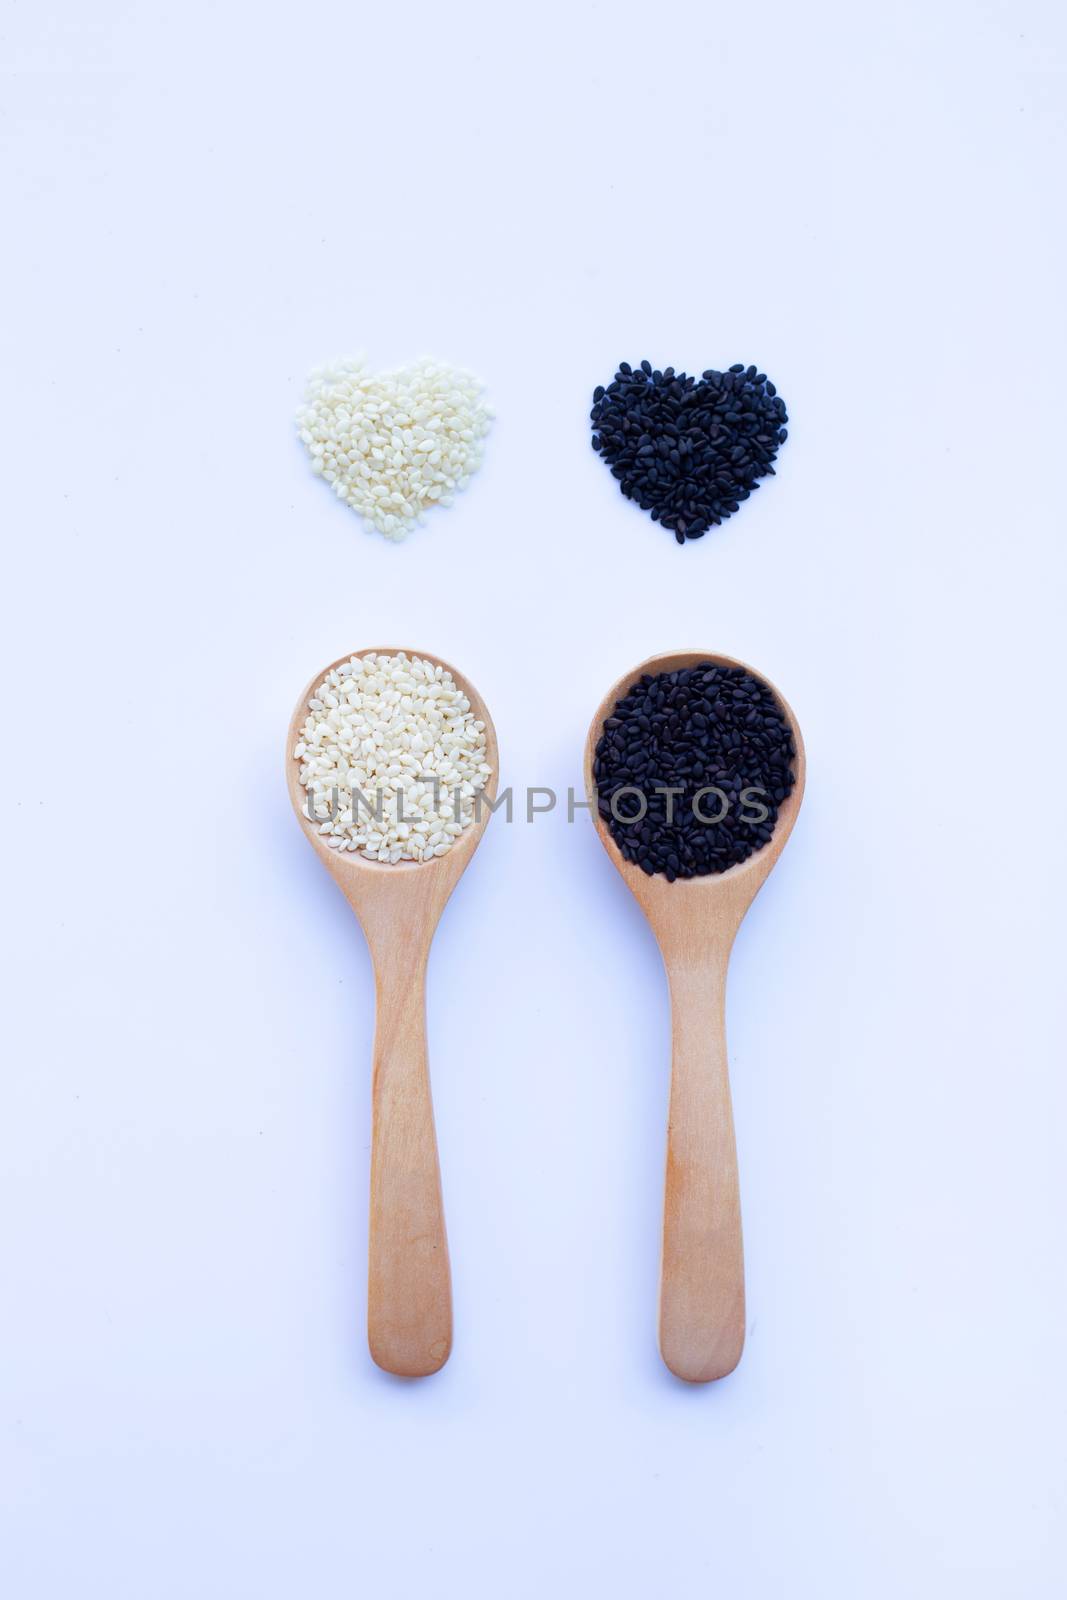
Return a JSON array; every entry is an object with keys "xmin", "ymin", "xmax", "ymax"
[{"xmin": 287, "ymin": 648, "xmax": 498, "ymax": 1378}]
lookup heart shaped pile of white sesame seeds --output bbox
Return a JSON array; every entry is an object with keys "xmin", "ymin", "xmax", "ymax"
[{"xmin": 296, "ymin": 355, "xmax": 494, "ymax": 541}]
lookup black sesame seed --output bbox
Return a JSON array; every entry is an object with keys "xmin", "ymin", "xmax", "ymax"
[
  {"xmin": 589, "ymin": 361, "xmax": 788, "ymax": 545},
  {"xmin": 593, "ymin": 662, "xmax": 795, "ymax": 878}
]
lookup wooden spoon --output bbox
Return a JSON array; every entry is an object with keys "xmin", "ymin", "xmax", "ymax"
[
  {"xmin": 286, "ymin": 648, "xmax": 498, "ymax": 1378},
  {"xmin": 584, "ymin": 650, "xmax": 805, "ymax": 1383}
]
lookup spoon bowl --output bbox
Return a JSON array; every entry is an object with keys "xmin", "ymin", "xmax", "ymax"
[
  {"xmin": 286, "ymin": 646, "xmax": 498, "ymax": 882},
  {"xmin": 288, "ymin": 647, "xmax": 498, "ymax": 1377},
  {"xmin": 584, "ymin": 650, "xmax": 805, "ymax": 1382}
]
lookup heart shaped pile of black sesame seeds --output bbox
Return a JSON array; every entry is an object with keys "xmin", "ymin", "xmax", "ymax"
[{"xmin": 590, "ymin": 361, "xmax": 788, "ymax": 543}]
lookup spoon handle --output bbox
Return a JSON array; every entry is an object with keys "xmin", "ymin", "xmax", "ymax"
[
  {"xmin": 659, "ymin": 955, "xmax": 745, "ymax": 1382},
  {"xmin": 367, "ymin": 947, "xmax": 452, "ymax": 1377}
]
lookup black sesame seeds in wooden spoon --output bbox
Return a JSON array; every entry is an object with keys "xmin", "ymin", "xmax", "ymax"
[
  {"xmin": 584, "ymin": 651, "xmax": 805, "ymax": 1382},
  {"xmin": 593, "ymin": 660, "xmax": 796, "ymax": 878},
  {"xmin": 590, "ymin": 361, "xmax": 788, "ymax": 542}
]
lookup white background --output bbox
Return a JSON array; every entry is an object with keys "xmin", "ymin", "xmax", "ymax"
[{"xmin": 2, "ymin": 2, "xmax": 1065, "ymax": 1594}]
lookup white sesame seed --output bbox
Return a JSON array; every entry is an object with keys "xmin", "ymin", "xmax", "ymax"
[
  {"xmin": 294, "ymin": 652, "xmax": 490, "ymax": 863},
  {"xmin": 295, "ymin": 356, "xmax": 492, "ymax": 541}
]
